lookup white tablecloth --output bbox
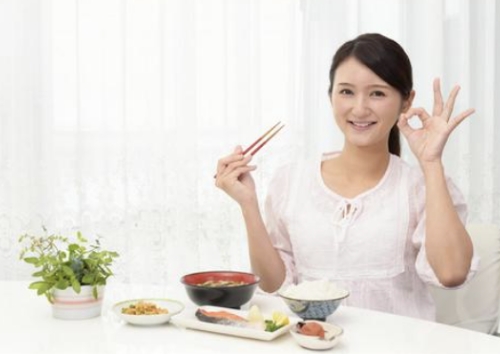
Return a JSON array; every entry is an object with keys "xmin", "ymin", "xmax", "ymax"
[{"xmin": 2, "ymin": 280, "xmax": 499, "ymax": 354}]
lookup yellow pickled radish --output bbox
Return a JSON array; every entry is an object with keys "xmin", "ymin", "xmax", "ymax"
[
  {"xmin": 272, "ymin": 311, "xmax": 290, "ymax": 327},
  {"xmin": 247, "ymin": 305, "xmax": 265, "ymax": 323}
]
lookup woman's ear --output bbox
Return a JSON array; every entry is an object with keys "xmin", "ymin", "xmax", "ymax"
[{"xmin": 402, "ymin": 90, "xmax": 416, "ymax": 113}]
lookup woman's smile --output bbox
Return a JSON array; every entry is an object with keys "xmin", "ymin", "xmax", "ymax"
[{"xmin": 348, "ymin": 120, "xmax": 377, "ymax": 131}]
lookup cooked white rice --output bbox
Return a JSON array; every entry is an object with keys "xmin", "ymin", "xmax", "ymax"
[{"xmin": 281, "ymin": 279, "xmax": 347, "ymax": 300}]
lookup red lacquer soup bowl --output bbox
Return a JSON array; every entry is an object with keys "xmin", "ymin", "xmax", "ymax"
[{"xmin": 180, "ymin": 271, "xmax": 260, "ymax": 309}]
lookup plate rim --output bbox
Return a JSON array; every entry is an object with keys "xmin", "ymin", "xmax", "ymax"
[{"xmin": 113, "ymin": 297, "xmax": 185, "ymax": 325}]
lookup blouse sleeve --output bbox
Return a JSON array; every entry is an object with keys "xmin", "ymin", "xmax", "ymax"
[
  {"xmin": 263, "ymin": 164, "xmax": 298, "ymax": 292},
  {"xmin": 411, "ymin": 170, "xmax": 479, "ymax": 288}
]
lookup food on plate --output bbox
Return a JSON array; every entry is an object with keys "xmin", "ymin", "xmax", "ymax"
[
  {"xmin": 264, "ymin": 311, "xmax": 290, "ymax": 332},
  {"xmin": 196, "ymin": 308, "xmax": 247, "ymax": 326},
  {"xmin": 196, "ymin": 280, "xmax": 248, "ymax": 287},
  {"xmin": 296, "ymin": 321, "xmax": 325, "ymax": 339},
  {"xmin": 121, "ymin": 301, "xmax": 169, "ymax": 315},
  {"xmin": 282, "ymin": 279, "xmax": 346, "ymax": 300},
  {"xmin": 247, "ymin": 305, "xmax": 265, "ymax": 324},
  {"xmin": 195, "ymin": 306, "xmax": 290, "ymax": 332}
]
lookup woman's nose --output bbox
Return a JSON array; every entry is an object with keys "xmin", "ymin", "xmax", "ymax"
[{"xmin": 352, "ymin": 97, "xmax": 370, "ymax": 117}]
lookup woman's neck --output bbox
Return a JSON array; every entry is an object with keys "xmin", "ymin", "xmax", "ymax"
[
  {"xmin": 321, "ymin": 146, "xmax": 392, "ymax": 199},
  {"xmin": 337, "ymin": 146, "xmax": 391, "ymax": 178}
]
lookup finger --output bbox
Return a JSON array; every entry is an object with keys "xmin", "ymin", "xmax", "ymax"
[
  {"xmin": 226, "ymin": 166, "xmax": 257, "ymax": 181},
  {"xmin": 404, "ymin": 107, "xmax": 432, "ymax": 122},
  {"xmin": 397, "ymin": 113, "xmax": 413, "ymax": 138},
  {"xmin": 448, "ymin": 108, "xmax": 475, "ymax": 130},
  {"xmin": 218, "ymin": 155, "xmax": 253, "ymax": 179},
  {"xmin": 432, "ymin": 78, "xmax": 444, "ymax": 116},
  {"xmin": 216, "ymin": 166, "xmax": 256, "ymax": 188},
  {"xmin": 442, "ymin": 85, "xmax": 461, "ymax": 120},
  {"xmin": 225, "ymin": 155, "xmax": 253, "ymax": 174},
  {"xmin": 216, "ymin": 160, "xmax": 246, "ymax": 187},
  {"xmin": 216, "ymin": 151, "xmax": 245, "ymax": 175}
]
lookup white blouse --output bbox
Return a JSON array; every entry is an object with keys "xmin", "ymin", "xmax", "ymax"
[{"xmin": 264, "ymin": 152, "xmax": 478, "ymax": 321}]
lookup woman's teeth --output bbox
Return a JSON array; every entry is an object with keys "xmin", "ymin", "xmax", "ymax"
[{"xmin": 350, "ymin": 121, "xmax": 375, "ymax": 127}]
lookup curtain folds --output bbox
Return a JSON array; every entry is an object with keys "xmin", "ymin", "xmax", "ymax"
[{"xmin": 0, "ymin": 0, "xmax": 498, "ymax": 283}]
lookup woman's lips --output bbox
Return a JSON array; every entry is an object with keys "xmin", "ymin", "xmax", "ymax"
[{"xmin": 348, "ymin": 121, "xmax": 376, "ymax": 130}]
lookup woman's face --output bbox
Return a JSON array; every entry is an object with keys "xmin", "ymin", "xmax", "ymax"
[{"xmin": 330, "ymin": 56, "xmax": 413, "ymax": 152}]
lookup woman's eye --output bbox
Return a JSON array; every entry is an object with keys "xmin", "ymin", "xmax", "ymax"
[
  {"xmin": 339, "ymin": 89, "xmax": 353, "ymax": 95},
  {"xmin": 371, "ymin": 90, "xmax": 386, "ymax": 97}
]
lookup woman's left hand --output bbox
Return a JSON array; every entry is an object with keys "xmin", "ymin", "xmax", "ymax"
[{"xmin": 398, "ymin": 78, "xmax": 475, "ymax": 165}]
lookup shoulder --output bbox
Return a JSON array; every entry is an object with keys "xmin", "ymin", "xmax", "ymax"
[
  {"xmin": 269, "ymin": 152, "xmax": 327, "ymax": 180},
  {"xmin": 389, "ymin": 155, "xmax": 467, "ymax": 207},
  {"xmin": 266, "ymin": 152, "xmax": 326, "ymax": 196},
  {"xmin": 388, "ymin": 154, "xmax": 425, "ymax": 188},
  {"xmin": 390, "ymin": 155, "xmax": 462, "ymax": 191}
]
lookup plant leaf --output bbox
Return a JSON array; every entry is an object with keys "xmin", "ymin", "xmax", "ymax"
[
  {"xmin": 62, "ymin": 265, "xmax": 75, "ymax": 277},
  {"xmin": 71, "ymin": 279, "xmax": 81, "ymax": 293},
  {"xmin": 29, "ymin": 281, "xmax": 48, "ymax": 290},
  {"xmin": 82, "ymin": 274, "xmax": 95, "ymax": 284},
  {"xmin": 23, "ymin": 257, "xmax": 39, "ymax": 264},
  {"xmin": 55, "ymin": 279, "xmax": 69, "ymax": 290},
  {"xmin": 31, "ymin": 282, "xmax": 51, "ymax": 296},
  {"xmin": 68, "ymin": 244, "xmax": 79, "ymax": 252},
  {"xmin": 31, "ymin": 270, "xmax": 45, "ymax": 277}
]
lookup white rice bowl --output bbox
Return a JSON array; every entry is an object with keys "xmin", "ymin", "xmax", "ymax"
[{"xmin": 281, "ymin": 279, "xmax": 348, "ymax": 300}]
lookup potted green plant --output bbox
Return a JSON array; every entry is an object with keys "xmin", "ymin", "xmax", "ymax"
[{"xmin": 19, "ymin": 228, "xmax": 119, "ymax": 320}]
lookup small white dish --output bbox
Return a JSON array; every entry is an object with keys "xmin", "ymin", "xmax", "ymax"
[
  {"xmin": 290, "ymin": 320, "xmax": 343, "ymax": 350},
  {"xmin": 113, "ymin": 298, "xmax": 184, "ymax": 326}
]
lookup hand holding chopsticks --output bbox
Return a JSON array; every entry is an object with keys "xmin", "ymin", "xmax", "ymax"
[{"xmin": 213, "ymin": 122, "xmax": 285, "ymax": 179}]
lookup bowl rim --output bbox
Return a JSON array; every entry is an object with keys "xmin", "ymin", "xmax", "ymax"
[
  {"xmin": 278, "ymin": 289, "xmax": 350, "ymax": 302},
  {"xmin": 180, "ymin": 270, "xmax": 261, "ymax": 288}
]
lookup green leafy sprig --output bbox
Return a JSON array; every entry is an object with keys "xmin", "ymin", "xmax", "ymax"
[
  {"xmin": 19, "ymin": 229, "xmax": 119, "ymax": 303},
  {"xmin": 264, "ymin": 319, "xmax": 286, "ymax": 332}
]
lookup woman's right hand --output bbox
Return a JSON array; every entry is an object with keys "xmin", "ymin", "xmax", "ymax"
[{"xmin": 215, "ymin": 146, "xmax": 258, "ymax": 206}]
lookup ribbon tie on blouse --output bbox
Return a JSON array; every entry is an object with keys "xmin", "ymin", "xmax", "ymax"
[{"xmin": 332, "ymin": 200, "xmax": 361, "ymax": 242}]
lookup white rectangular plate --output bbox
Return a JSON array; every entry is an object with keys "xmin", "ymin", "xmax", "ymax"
[{"xmin": 171, "ymin": 306, "xmax": 296, "ymax": 341}]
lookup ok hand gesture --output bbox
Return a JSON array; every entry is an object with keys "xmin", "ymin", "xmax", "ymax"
[{"xmin": 398, "ymin": 78, "xmax": 475, "ymax": 165}]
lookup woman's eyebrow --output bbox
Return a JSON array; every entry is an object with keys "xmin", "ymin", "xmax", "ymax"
[{"xmin": 337, "ymin": 82, "xmax": 391, "ymax": 89}]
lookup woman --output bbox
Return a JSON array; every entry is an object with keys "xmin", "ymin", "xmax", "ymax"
[{"xmin": 215, "ymin": 33, "xmax": 477, "ymax": 320}]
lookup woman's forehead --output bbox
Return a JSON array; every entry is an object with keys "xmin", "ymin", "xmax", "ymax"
[{"xmin": 334, "ymin": 57, "xmax": 389, "ymax": 87}]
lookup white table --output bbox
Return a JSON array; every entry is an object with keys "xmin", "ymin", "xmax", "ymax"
[{"xmin": 2, "ymin": 280, "xmax": 499, "ymax": 354}]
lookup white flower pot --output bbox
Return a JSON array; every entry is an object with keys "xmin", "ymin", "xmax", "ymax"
[{"xmin": 51, "ymin": 285, "xmax": 105, "ymax": 320}]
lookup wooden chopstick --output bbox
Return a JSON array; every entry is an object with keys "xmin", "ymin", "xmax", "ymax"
[
  {"xmin": 248, "ymin": 123, "xmax": 285, "ymax": 156},
  {"xmin": 242, "ymin": 121, "xmax": 283, "ymax": 155},
  {"xmin": 213, "ymin": 121, "xmax": 285, "ymax": 178}
]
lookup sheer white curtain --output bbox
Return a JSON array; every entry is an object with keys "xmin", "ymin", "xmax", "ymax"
[
  {"xmin": 1, "ymin": 0, "xmax": 498, "ymax": 284},
  {"xmin": 0, "ymin": 0, "xmax": 303, "ymax": 283}
]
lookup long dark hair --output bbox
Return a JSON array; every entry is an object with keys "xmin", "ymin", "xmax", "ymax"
[{"xmin": 328, "ymin": 33, "xmax": 413, "ymax": 156}]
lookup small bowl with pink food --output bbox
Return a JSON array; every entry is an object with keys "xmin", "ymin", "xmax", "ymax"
[{"xmin": 290, "ymin": 320, "xmax": 344, "ymax": 350}]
